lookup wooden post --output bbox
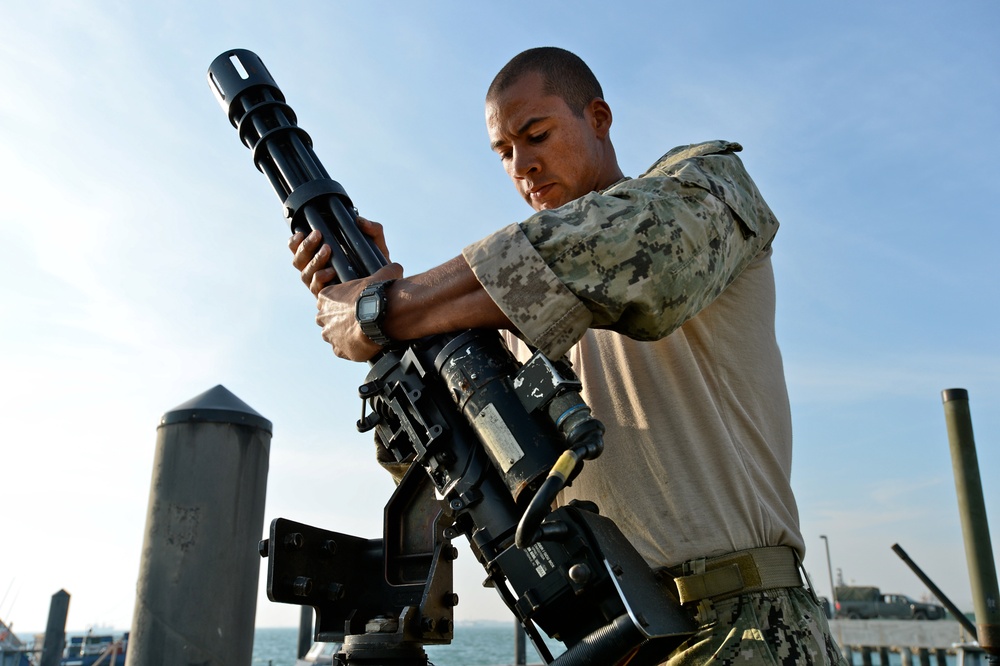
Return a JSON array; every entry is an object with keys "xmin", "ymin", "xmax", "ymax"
[
  {"xmin": 126, "ymin": 386, "xmax": 271, "ymax": 666},
  {"xmin": 900, "ymin": 647, "xmax": 913, "ymax": 666},
  {"xmin": 38, "ymin": 589, "xmax": 69, "ymax": 666}
]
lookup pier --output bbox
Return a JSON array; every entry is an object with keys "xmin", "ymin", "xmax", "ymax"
[{"xmin": 830, "ymin": 619, "xmax": 978, "ymax": 664}]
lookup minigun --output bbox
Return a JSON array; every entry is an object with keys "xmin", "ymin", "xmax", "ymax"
[{"xmin": 207, "ymin": 49, "xmax": 695, "ymax": 666}]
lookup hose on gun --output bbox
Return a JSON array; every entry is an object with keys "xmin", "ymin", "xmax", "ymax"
[{"xmin": 515, "ymin": 402, "xmax": 605, "ymax": 549}]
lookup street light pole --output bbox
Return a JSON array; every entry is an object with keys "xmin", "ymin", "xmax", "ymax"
[{"xmin": 820, "ymin": 535, "xmax": 837, "ymax": 616}]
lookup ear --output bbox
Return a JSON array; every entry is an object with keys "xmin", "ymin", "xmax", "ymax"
[{"xmin": 587, "ymin": 98, "xmax": 613, "ymax": 138}]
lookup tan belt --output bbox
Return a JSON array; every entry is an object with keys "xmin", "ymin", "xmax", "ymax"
[{"xmin": 660, "ymin": 546, "xmax": 803, "ymax": 605}]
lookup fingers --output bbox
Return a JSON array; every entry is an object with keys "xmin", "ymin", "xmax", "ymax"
[
  {"xmin": 357, "ymin": 216, "xmax": 391, "ymax": 262},
  {"xmin": 290, "ymin": 230, "xmax": 338, "ymax": 295},
  {"xmin": 290, "ymin": 223, "xmax": 396, "ymax": 298},
  {"xmin": 290, "ymin": 229, "xmax": 324, "ymax": 270}
]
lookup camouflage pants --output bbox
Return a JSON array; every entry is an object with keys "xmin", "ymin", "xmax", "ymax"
[{"xmin": 663, "ymin": 587, "xmax": 848, "ymax": 665}]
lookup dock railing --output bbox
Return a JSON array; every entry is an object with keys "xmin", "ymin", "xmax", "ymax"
[{"xmin": 831, "ymin": 619, "xmax": 977, "ymax": 665}]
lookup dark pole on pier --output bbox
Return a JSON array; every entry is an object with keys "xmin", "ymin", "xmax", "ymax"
[
  {"xmin": 38, "ymin": 589, "xmax": 69, "ymax": 666},
  {"xmin": 820, "ymin": 535, "xmax": 837, "ymax": 615},
  {"xmin": 127, "ymin": 385, "xmax": 271, "ymax": 666},
  {"xmin": 514, "ymin": 621, "xmax": 526, "ymax": 665},
  {"xmin": 941, "ymin": 388, "xmax": 1000, "ymax": 656}
]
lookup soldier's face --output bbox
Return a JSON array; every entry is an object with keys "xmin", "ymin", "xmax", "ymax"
[{"xmin": 487, "ymin": 72, "xmax": 610, "ymax": 211}]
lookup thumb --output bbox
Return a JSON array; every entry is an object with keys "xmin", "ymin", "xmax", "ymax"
[{"xmin": 374, "ymin": 262, "xmax": 404, "ymax": 281}]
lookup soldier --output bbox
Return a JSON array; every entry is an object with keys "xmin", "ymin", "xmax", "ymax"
[{"xmin": 292, "ymin": 47, "xmax": 847, "ymax": 664}]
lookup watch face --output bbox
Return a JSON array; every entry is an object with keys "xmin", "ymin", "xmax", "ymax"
[{"xmin": 357, "ymin": 296, "xmax": 380, "ymax": 322}]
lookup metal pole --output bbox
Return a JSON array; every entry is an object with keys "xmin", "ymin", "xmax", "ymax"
[
  {"xmin": 514, "ymin": 621, "xmax": 526, "ymax": 665},
  {"xmin": 942, "ymin": 388, "xmax": 1000, "ymax": 656},
  {"xmin": 298, "ymin": 606, "xmax": 313, "ymax": 659},
  {"xmin": 126, "ymin": 385, "xmax": 271, "ymax": 666},
  {"xmin": 821, "ymin": 535, "xmax": 837, "ymax": 615},
  {"xmin": 891, "ymin": 543, "xmax": 978, "ymax": 638}
]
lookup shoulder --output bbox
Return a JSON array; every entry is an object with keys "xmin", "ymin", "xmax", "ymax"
[
  {"xmin": 626, "ymin": 140, "xmax": 777, "ymax": 239},
  {"xmin": 643, "ymin": 140, "xmax": 745, "ymax": 174}
]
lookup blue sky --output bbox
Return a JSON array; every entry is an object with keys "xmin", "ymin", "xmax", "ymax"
[{"xmin": 1, "ymin": 0, "xmax": 997, "ymax": 635}]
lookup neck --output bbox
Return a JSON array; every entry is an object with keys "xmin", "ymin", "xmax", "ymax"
[{"xmin": 598, "ymin": 145, "xmax": 624, "ymax": 189}]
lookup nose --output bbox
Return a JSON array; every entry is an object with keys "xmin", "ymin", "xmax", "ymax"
[{"xmin": 509, "ymin": 144, "xmax": 540, "ymax": 178}]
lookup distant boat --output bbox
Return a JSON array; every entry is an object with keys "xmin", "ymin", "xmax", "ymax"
[
  {"xmin": 59, "ymin": 630, "xmax": 127, "ymax": 666},
  {"xmin": 0, "ymin": 616, "xmax": 33, "ymax": 666}
]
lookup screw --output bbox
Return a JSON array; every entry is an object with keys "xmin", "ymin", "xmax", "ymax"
[
  {"xmin": 326, "ymin": 583, "xmax": 344, "ymax": 601},
  {"xmin": 292, "ymin": 576, "xmax": 312, "ymax": 597},
  {"xmin": 442, "ymin": 592, "xmax": 459, "ymax": 607},
  {"xmin": 321, "ymin": 539, "xmax": 338, "ymax": 557},
  {"xmin": 283, "ymin": 533, "xmax": 304, "ymax": 550},
  {"xmin": 258, "ymin": 539, "xmax": 269, "ymax": 558},
  {"xmin": 450, "ymin": 499, "xmax": 464, "ymax": 511}
]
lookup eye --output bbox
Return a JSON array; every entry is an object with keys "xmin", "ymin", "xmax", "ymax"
[{"xmin": 528, "ymin": 131, "xmax": 549, "ymax": 145}]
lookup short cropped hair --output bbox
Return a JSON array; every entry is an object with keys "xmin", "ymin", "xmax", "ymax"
[{"xmin": 486, "ymin": 47, "xmax": 604, "ymax": 118}]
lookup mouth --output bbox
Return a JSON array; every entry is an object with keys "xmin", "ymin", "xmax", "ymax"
[{"xmin": 527, "ymin": 183, "xmax": 556, "ymax": 205}]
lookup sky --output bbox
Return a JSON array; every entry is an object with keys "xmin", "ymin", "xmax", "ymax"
[{"xmin": 1, "ymin": 0, "xmax": 998, "ymax": 639}]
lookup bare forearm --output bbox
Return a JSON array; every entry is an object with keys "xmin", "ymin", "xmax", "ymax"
[{"xmin": 384, "ymin": 256, "xmax": 513, "ymax": 340}]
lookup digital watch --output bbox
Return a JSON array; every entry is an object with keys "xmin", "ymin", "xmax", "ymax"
[{"xmin": 355, "ymin": 279, "xmax": 396, "ymax": 347}]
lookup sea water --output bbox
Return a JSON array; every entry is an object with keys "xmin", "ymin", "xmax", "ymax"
[
  {"xmin": 251, "ymin": 625, "xmax": 965, "ymax": 666},
  {"xmin": 251, "ymin": 623, "xmax": 560, "ymax": 666}
]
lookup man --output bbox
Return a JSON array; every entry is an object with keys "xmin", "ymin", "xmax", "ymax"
[{"xmin": 292, "ymin": 47, "xmax": 846, "ymax": 664}]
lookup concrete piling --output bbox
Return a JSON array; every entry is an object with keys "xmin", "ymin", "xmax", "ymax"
[{"xmin": 126, "ymin": 385, "xmax": 271, "ymax": 666}]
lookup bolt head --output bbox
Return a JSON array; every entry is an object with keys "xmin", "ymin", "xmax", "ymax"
[{"xmin": 292, "ymin": 576, "xmax": 313, "ymax": 597}]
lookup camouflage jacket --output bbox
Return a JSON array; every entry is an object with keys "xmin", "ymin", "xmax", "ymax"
[{"xmin": 462, "ymin": 140, "xmax": 780, "ymax": 358}]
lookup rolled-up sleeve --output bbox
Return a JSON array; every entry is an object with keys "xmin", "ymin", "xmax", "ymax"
[
  {"xmin": 463, "ymin": 143, "xmax": 780, "ymax": 358},
  {"xmin": 463, "ymin": 223, "xmax": 593, "ymax": 357}
]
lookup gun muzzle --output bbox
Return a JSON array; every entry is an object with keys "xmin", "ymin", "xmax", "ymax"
[{"xmin": 208, "ymin": 49, "xmax": 384, "ymax": 283}]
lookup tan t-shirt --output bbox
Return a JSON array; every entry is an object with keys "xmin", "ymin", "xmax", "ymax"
[{"xmin": 464, "ymin": 141, "xmax": 804, "ymax": 569}]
